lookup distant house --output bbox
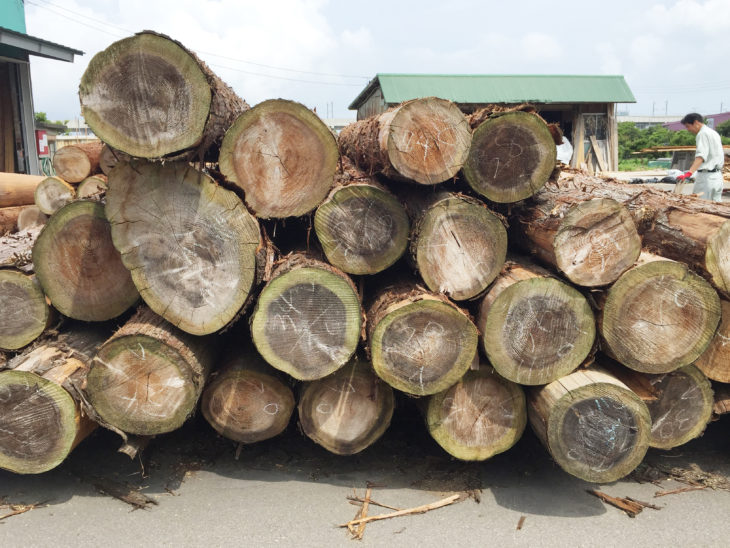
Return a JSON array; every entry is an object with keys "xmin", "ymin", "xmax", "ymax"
[
  {"xmin": 348, "ymin": 74, "xmax": 636, "ymax": 171},
  {"xmin": 664, "ymin": 112, "xmax": 730, "ymax": 131},
  {"xmin": 617, "ymin": 115, "xmax": 681, "ymax": 130}
]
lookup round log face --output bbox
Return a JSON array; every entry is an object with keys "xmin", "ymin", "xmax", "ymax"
[
  {"xmin": 602, "ymin": 260, "xmax": 721, "ymax": 373},
  {"xmin": 481, "ymin": 278, "xmax": 595, "ymax": 385},
  {"xmin": 0, "ymin": 271, "xmax": 49, "ymax": 351},
  {"xmin": 79, "ymin": 34, "xmax": 211, "ymax": 158},
  {"xmin": 371, "ymin": 299, "xmax": 478, "ymax": 396},
  {"xmin": 415, "ymin": 196, "xmax": 507, "ymax": 300},
  {"xmin": 385, "ymin": 98, "xmax": 471, "ymax": 185},
  {"xmin": 463, "ymin": 111, "xmax": 556, "ymax": 203},
  {"xmin": 706, "ymin": 221, "xmax": 730, "ymax": 295},
  {"xmin": 219, "ymin": 99, "xmax": 338, "ymax": 218},
  {"xmin": 314, "ymin": 184, "xmax": 409, "ymax": 275},
  {"xmin": 251, "ymin": 267, "xmax": 361, "ymax": 380},
  {"xmin": 52, "ymin": 147, "xmax": 91, "ymax": 183},
  {"xmin": 99, "ymin": 145, "xmax": 130, "ymax": 176},
  {"xmin": 32, "ymin": 201, "xmax": 138, "ymax": 321},
  {"xmin": 34, "ymin": 177, "xmax": 75, "ymax": 216},
  {"xmin": 553, "ymin": 198, "xmax": 641, "ymax": 287},
  {"xmin": 0, "ymin": 371, "xmax": 77, "ymax": 474},
  {"xmin": 77, "ymin": 176, "xmax": 108, "ymax": 199},
  {"xmin": 695, "ymin": 300, "xmax": 730, "ymax": 382}
]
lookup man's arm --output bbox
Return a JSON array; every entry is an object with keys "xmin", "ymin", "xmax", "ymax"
[{"xmin": 687, "ymin": 155, "xmax": 704, "ymax": 175}]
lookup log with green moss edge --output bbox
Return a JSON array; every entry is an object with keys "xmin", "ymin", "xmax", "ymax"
[
  {"xmin": 201, "ymin": 346, "xmax": 295, "ymax": 444},
  {"xmin": 86, "ymin": 307, "xmax": 216, "ymax": 436},
  {"xmin": 425, "ymin": 363, "xmax": 526, "ymax": 461},
  {"xmin": 600, "ymin": 252, "xmax": 721, "ymax": 374},
  {"xmin": 34, "ymin": 176, "xmax": 75, "ymax": 216},
  {"xmin": 32, "ymin": 200, "xmax": 139, "ymax": 321},
  {"xmin": 695, "ymin": 299, "xmax": 730, "ymax": 383},
  {"xmin": 463, "ymin": 111, "xmax": 556, "ymax": 203},
  {"xmin": 528, "ymin": 368, "xmax": 651, "ymax": 483},
  {"xmin": 0, "ymin": 327, "xmax": 107, "ymax": 474},
  {"xmin": 409, "ymin": 192, "xmax": 507, "ymax": 300},
  {"xmin": 80, "ymin": 31, "xmax": 248, "ymax": 160},
  {"xmin": 367, "ymin": 285, "xmax": 478, "ymax": 396},
  {"xmin": 106, "ymin": 161, "xmax": 262, "ymax": 336},
  {"xmin": 0, "ymin": 269, "xmax": 50, "ymax": 351},
  {"xmin": 250, "ymin": 254, "xmax": 361, "ymax": 381},
  {"xmin": 298, "ymin": 356, "xmax": 394, "ymax": 455},
  {"xmin": 477, "ymin": 259, "xmax": 595, "ymax": 386},
  {"xmin": 314, "ymin": 161, "xmax": 409, "ymax": 275},
  {"xmin": 219, "ymin": 99, "xmax": 338, "ymax": 218}
]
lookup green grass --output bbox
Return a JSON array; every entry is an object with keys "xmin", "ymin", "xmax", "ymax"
[{"xmin": 618, "ymin": 157, "xmax": 650, "ymax": 171}]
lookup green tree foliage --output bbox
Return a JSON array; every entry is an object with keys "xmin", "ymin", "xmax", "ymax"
[
  {"xmin": 618, "ymin": 122, "xmax": 696, "ymax": 159},
  {"xmin": 34, "ymin": 111, "xmax": 48, "ymax": 123},
  {"xmin": 716, "ymin": 120, "xmax": 730, "ymax": 139}
]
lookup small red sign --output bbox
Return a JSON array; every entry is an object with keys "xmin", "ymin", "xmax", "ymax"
[{"xmin": 36, "ymin": 130, "xmax": 49, "ymax": 157}]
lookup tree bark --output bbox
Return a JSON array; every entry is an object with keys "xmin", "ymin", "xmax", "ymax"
[
  {"xmin": 339, "ymin": 97, "xmax": 472, "ymax": 185},
  {"xmin": 298, "ymin": 356, "xmax": 394, "ymax": 455},
  {"xmin": 98, "ymin": 144, "xmax": 130, "ymax": 176},
  {"xmin": 219, "ymin": 99, "xmax": 339, "ymax": 218},
  {"xmin": 77, "ymin": 174, "xmax": 107, "ymax": 198},
  {"xmin": 34, "ymin": 176, "xmax": 75, "ymax": 215},
  {"xmin": 106, "ymin": 161, "xmax": 262, "ymax": 335},
  {"xmin": 0, "ymin": 173, "xmax": 45, "ymax": 208},
  {"xmin": 425, "ymin": 363, "xmax": 526, "ymax": 461},
  {"xmin": 86, "ymin": 307, "xmax": 216, "ymax": 436},
  {"xmin": 528, "ymin": 368, "xmax": 651, "ymax": 483},
  {"xmin": 250, "ymin": 254, "xmax": 362, "ymax": 381},
  {"xmin": 16, "ymin": 205, "xmax": 47, "ymax": 231},
  {"xmin": 0, "ymin": 269, "xmax": 50, "ymax": 351},
  {"xmin": 51, "ymin": 142, "xmax": 103, "ymax": 183},
  {"xmin": 80, "ymin": 30, "xmax": 249, "ymax": 160},
  {"xmin": 0, "ymin": 327, "xmax": 107, "ymax": 474},
  {"xmin": 693, "ymin": 299, "xmax": 730, "ymax": 383},
  {"xmin": 462, "ymin": 110, "xmax": 556, "ymax": 203},
  {"xmin": 367, "ymin": 284, "xmax": 478, "ymax": 396},
  {"xmin": 599, "ymin": 252, "xmax": 721, "ymax": 374},
  {"xmin": 477, "ymin": 259, "xmax": 596, "ymax": 385},
  {"xmin": 32, "ymin": 200, "xmax": 139, "ymax": 321}
]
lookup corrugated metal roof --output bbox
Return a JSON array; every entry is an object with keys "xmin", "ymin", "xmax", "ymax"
[
  {"xmin": 349, "ymin": 74, "xmax": 636, "ymax": 110},
  {"xmin": 0, "ymin": 26, "xmax": 83, "ymax": 62}
]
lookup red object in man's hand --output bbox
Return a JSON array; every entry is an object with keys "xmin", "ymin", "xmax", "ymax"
[{"xmin": 676, "ymin": 171, "xmax": 692, "ymax": 181}]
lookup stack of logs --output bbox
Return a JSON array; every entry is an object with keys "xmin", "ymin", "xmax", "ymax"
[{"xmin": 1, "ymin": 30, "xmax": 729, "ymax": 485}]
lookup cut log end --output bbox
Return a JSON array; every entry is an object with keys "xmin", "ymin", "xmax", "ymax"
[
  {"xmin": 77, "ymin": 175, "xmax": 108, "ymax": 198},
  {"xmin": 51, "ymin": 142, "xmax": 102, "ymax": 183},
  {"xmin": 34, "ymin": 177, "xmax": 75, "ymax": 215},
  {"xmin": 695, "ymin": 300, "xmax": 730, "ymax": 383},
  {"xmin": 0, "ymin": 270, "xmax": 49, "ymax": 351},
  {"xmin": 99, "ymin": 144, "xmax": 131, "ymax": 175},
  {"xmin": 706, "ymin": 220, "xmax": 730, "ymax": 295}
]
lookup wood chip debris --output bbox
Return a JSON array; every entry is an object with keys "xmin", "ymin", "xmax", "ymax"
[
  {"xmin": 516, "ymin": 515, "xmax": 526, "ymax": 530},
  {"xmin": 92, "ymin": 477, "xmax": 158, "ymax": 510},
  {"xmin": 0, "ymin": 501, "xmax": 49, "ymax": 522},
  {"xmin": 587, "ymin": 489, "xmax": 661, "ymax": 518}
]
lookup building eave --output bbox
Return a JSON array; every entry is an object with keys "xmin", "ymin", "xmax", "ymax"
[{"xmin": 0, "ymin": 26, "xmax": 83, "ymax": 62}]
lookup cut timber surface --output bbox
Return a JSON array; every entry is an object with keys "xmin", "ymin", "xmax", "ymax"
[
  {"xmin": 600, "ymin": 252, "xmax": 721, "ymax": 374},
  {"xmin": 339, "ymin": 97, "xmax": 471, "ymax": 185},
  {"xmin": 410, "ymin": 193, "xmax": 507, "ymax": 300},
  {"xmin": 528, "ymin": 368, "xmax": 651, "ymax": 483},
  {"xmin": 219, "ymin": 99, "xmax": 338, "ymax": 218},
  {"xmin": 513, "ymin": 192, "xmax": 641, "ymax": 287},
  {"xmin": 0, "ymin": 205, "xmax": 24, "ymax": 234},
  {"xmin": 16, "ymin": 205, "xmax": 47, "ymax": 231},
  {"xmin": 77, "ymin": 175, "xmax": 107, "ymax": 198},
  {"xmin": 477, "ymin": 260, "xmax": 595, "ymax": 385},
  {"xmin": 106, "ymin": 161, "xmax": 261, "ymax": 335},
  {"xmin": 0, "ymin": 270, "xmax": 50, "ymax": 351},
  {"xmin": 51, "ymin": 142, "xmax": 102, "ymax": 183},
  {"xmin": 250, "ymin": 255, "xmax": 361, "ymax": 381},
  {"xmin": 298, "ymin": 357, "xmax": 394, "ymax": 455},
  {"xmin": 463, "ymin": 111, "xmax": 556, "ymax": 203},
  {"xmin": 87, "ymin": 307, "xmax": 216, "ymax": 436},
  {"xmin": 34, "ymin": 176, "xmax": 75, "ymax": 215},
  {"xmin": 0, "ymin": 227, "xmax": 40, "ymax": 272},
  {"xmin": 0, "ymin": 173, "xmax": 45, "ymax": 208},
  {"xmin": 201, "ymin": 348, "xmax": 295, "ymax": 444},
  {"xmin": 367, "ymin": 285, "xmax": 478, "ymax": 396},
  {"xmin": 80, "ymin": 31, "xmax": 248, "ymax": 159},
  {"xmin": 0, "ymin": 327, "xmax": 106, "ymax": 474},
  {"xmin": 32, "ymin": 200, "xmax": 139, "ymax": 321},
  {"xmin": 426, "ymin": 364, "xmax": 526, "ymax": 461},
  {"xmin": 695, "ymin": 299, "xmax": 730, "ymax": 383},
  {"xmin": 98, "ymin": 144, "xmax": 130, "ymax": 176}
]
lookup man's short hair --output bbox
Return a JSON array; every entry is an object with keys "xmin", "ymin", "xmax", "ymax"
[{"xmin": 681, "ymin": 113, "xmax": 704, "ymax": 125}]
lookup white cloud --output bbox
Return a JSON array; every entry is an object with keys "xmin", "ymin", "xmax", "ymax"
[
  {"xmin": 340, "ymin": 27, "xmax": 373, "ymax": 51},
  {"xmin": 595, "ymin": 43, "xmax": 622, "ymax": 74},
  {"xmin": 520, "ymin": 33, "xmax": 563, "ymax": 61},
  {"xmin": 629, "ymin": 35, "xmax": 664, "ymax": 67}
]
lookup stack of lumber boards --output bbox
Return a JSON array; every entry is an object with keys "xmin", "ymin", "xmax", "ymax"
[{"xmin": 1, "ymin": 31, "xmax": 728, "ymax": 485}]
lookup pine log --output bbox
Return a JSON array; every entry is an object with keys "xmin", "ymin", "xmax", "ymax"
[
  {"xmin": 367, "ymin": 285, "xmax": 478, "ymax": 396},
  {"xmin": 32, "ymin": 200, "xmax": 139, "ymax": 321},
  {"xmin": 250, "ymin": 254, "xmax": 361, "ymax": 381},
  {"xmin": 462, "ymin": 111, "xmax": 556, "ymax": 203},
  {"xmin": 0, "ymin": 205, "xmax": 23, "ymax": 234},
  {"xmin": 16, "ymin": 205, "xmax": 47, "ymax": 231},
  {"xmin": 600, "ymin": 252, "xmax": 721, "ymax": 374},
  {"xmin": 0, "ymin": 327, "xmax": 106, "ymax": 474},
  {"xmin": 219, "ymin": 99, "xmax": 339, "ymax": 218},
  {"xmin": 409, "ymin": 192, "xmax": 507, "ymax": 300},
  {"xmin": 314, "ymin": 161, "xmax": 409, "ymax": 275},
  {"xmin": 80, "ymin": 31, "xmax": 249, "ymax": 160},
  {"xmin": 86, "ymin": 307, "xmax": 216, "ymax": 436},
  {"xmin": 477, "ymin": 259, "xmax": 595, "ymax": 385},
  {"xmin": 512, "ymin": 192, "xmax": 641, "ymax": 287},
  {"xmin": 0, "ymin": 270, "xmax": 50, "ymax": 351},
  {"xmin": 528, "ymin": 368, "xmax": 651, "ymax": 483},
  {"xmin": 425, "ymin": 363, "xmax": 526, "ymax": 461},
  {"xmin": 77, "ymin": 174, "xmax": 107, "ymax": 198},
  {"xmin": 51, "ymin": 142, "xmax": 102, "ymax": 183},
  {"xmin": 298, "ymin": 357, "xmax": 394, "ymax": 455},
  {"xmin": 106, "ymin": 161, "xmax": 261, "ymax": 335},
  {"xmin": 339, "ymin": 97, "xmax": 472, "ymax": 185},
  {"xmin": 98, "ymin": 144, "xmax": 131, "ymax": 176},
  {"xmin": 0, "ymin": 173, "xmax": 45, "ymax": 208},
  {"xmin": 34, "ymin": 176, "xmax": 76, "ymax": 215},
  {"xmin": 694, "ymin": 299, "xmax": 730, "ymax": 383},
  {"xmin": 201, "ymin": 347, "xmax": 295, "ymax": 444}
]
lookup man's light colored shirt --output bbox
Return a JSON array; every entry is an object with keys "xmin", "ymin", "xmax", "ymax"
[{"xmin": 695, "ymin": 124, "xmax": 724, "ymax": 171}]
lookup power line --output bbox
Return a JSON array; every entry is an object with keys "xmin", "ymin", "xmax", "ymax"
[{"xmin": 208, "ymin": 62, "xmax": 363, "ymax": 86}]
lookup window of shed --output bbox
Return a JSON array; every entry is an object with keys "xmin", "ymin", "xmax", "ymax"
[{"xmin": 583, "ymin": 113, "xmax": 607, "ymax": 140}]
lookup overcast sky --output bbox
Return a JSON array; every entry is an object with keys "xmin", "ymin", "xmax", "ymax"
[{"xmin": 23, "ymin": 0, "xmax": 730, "ymax": 122}]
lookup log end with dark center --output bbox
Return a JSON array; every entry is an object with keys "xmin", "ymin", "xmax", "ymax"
[{"xmin": 0, "ymin": 270, "xmax": 49, "ymax": 351}]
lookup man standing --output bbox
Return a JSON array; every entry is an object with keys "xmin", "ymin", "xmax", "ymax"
[{"xmin": 676, "ymin": 113, "xmax": 725, "ymax": 201}]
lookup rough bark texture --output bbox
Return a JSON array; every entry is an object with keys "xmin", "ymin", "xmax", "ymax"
[
  {"xmin": 51, "ymin": 142, "xmax": 103, "ymax": 183},
  {"xmin": 298, "ymin": 357, "xmax": 394, "ymax": 455},
  {"xmin": 0, "ymin": 269, "xmax": 50, "ymax": 351},
  {"xmin": 477, "ymin": 259, "xmax": 596, "ymax": 385},
  {"xmin": 528, "ymin": 368, "xmax": 651, "ymax": 483},
  {"xmin": 0, "ymin": 173, "xmax": 45, "ymax": 208},
  {"xmin": 339, "ymin": 97, "xmax": 472, "ymax": 185},
  {"xmin": 77, "ymin": 175, "xmax": 107, "ymax": 198},
  {"xmin": 80, "ymin": 30, "xmax": 249, "ymax": 160},
  {"xmin": 34, "ymin": 176, "xmax": 76, "ymax": 215},
  {"xmin": 98, "ymin": 144, "xmax": 130, "ymax": 176},
  {"xmin": 16, "ymin": 205, "xmax": 47, "ymax": 231},
  {"xmin": 693, "ymin": 299, "xmax": 730, "ymax": 383}
]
